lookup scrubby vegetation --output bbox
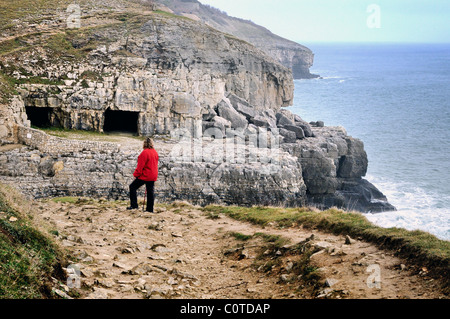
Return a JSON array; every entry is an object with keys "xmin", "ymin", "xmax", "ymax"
[{"xmin": 0, "ymin": 184, "xmax": 66, "ymax": 299}]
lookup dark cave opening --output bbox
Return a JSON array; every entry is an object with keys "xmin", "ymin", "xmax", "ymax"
[
  {"xmin": 25, "ymin": 107, "xmax": 53, "ymax": 128},
  {"xmin": 103, "ymin": 109, "xmax": 139, "ymax": 134}
]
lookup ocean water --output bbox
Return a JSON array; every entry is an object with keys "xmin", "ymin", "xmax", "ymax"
[{"xmin": 287, "ymin": 43, "xmax": 450, "ymax": 240}]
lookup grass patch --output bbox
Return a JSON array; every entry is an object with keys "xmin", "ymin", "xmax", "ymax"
[
  {"xmin": 0, "ymin": 71, "xmax": 19, "ymax": 103},
  {"xmin": 80, "ymin": 70, "xmax": 103, "ymax": 82},
  {"xmin": 50, "ymin": 197, "xmax": 79, "ymax": 204},
  {"xmin": 50, "ymin": 196, "xmax": 97, "ymax": 206},
  {"xmin": 167, "ymin": 201, "xmax": 194, "ymax": 209},
  {"xmin": 0, "ymin": 37, "xmax": 31, "ymax": 56},
  {"xmin": 201, "ymin": 205, "xmax": 314, "ymax": 228},
  {"xmin": 232, "ymin": 230, "xmax": 323, "ymax": 294},
  {"xmin": 290, "ymin": 248, "xmax": 322, "ymax": 287},
  {"xmin": 0, "ymin": 183, "xmax": 66, "ymax": 299},
  {"xmin": 34, "ymin": 126, "xmax": 146, "ymax": 142},
  {"xmin": 205, "ymin": 211, "xmax": 220, "ymax": 220},
  {"xmin": 44, "ymin": 32, "xmax": 86, "ymax": 60},
  {"xmin": 230, "ymin": 232, "xmax": 252, "ymax": 241},
  {"xmin": 8, "ymin": 76, "xmax": 64, "ymax": 86},
  {"xmin": 253, "ymin": 232, "xmax": 290, "ymax": 248},
  {"xmin": 34, "ymin": 127, "xmax": 103, "ymax": 138}
]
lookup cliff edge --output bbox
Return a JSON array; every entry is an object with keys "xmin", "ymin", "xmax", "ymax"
[{"xmin": 156, "ymin": 0, "xmax": 319, "ymax": 79}]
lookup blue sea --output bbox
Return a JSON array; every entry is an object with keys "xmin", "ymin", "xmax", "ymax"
[{"xmin": 288, "ymin": 43, "xmax": 450, "ymax": 240}]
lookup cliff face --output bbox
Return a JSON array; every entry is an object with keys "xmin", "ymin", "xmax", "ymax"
[
  {"xmin": 156, "ymin": 0, "xmax": 318, "ymax": 79},
  {"xmin": 0, "ymin": 12, "xmax": 292, "ymax": 137},
  {"xmin": 0, "ymin": 1, "xmax": 394, "ymax": 213}
]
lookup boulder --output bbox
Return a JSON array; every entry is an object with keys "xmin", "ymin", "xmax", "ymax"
[
  {"xmin": 264, "ymin": 109, "xmax": 277, "ymax": 122},
  {"xmin": 278, "ymin": 128, "xmax": 297, "ymax": 143},
  {"xmin": 279, "ymin": 109, "xmax": 296, "ymax": 121},
  {"xmin": 293, "ymin": 114, "xmax": 303, "ymax": 123},
  {"xmin": 202, "ymin": 116, "xmax": 231, "ymax": 136},
  {"xmin": 296, "ymin": 122, "xmax": 313, "ymax": 137},
  {"xmin": 171, "ymin": 92, "xmax": 202, "ymax": 118},
  {"xmin": 293, "ymin": 116, "xmax": 313, "ymax": 137},
  {"xmin": 251, "ymin": 115, "xmax": 274, "ymax": 128},
  {"xmin": 337, "ymin": 138, "xmax": 368, "ymax": 179},
  {"xmin": 282, "ymin": 124, "xmax": 305, "ymax": 139},
  {"xmin": 216, "ymin": 98, "xmax": 248, "ymax": 130},
  {"xmin": 213, "ymin": 116, "xmax": 232, "ymax": 128},
  {"xmin": 337, "ymin": 179, "xmax": 397, "ymax": 213},
  {"xmin": 226, "ymin": 93, "xmax": 257, "ymax": 120},
  {"xmin": 202, "ymin": 106, "xmax": 217, "ymax": 121},
  {"xmin": 250, "ymin": 109, "xmax": 277, "ymax": 128},
  {"xmin": 310, "ymin": 121, "xmax": 325, "ymax": 127},
  {"xmin": 276, "ymin": 112, "xmax": 294, "ymax": 126}
]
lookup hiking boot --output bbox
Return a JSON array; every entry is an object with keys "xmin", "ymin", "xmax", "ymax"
[{"xmin": 127, "ymin": 206, "xmax": 138, "ymax": 210}]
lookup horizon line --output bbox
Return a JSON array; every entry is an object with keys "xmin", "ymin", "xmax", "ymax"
[{"xmin": 296, "ymin": 40, "xmax": 450, "ymax": 45}]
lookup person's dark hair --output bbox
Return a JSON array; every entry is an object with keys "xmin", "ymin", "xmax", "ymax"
[{"xmin": 143, "ymin": 137, "xmax": 154, "ymax": 149}]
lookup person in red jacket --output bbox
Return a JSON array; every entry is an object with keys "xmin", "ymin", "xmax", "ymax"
[{"xmin": 127, "ymin": 137, "xmax": 159, "ymax": 212}]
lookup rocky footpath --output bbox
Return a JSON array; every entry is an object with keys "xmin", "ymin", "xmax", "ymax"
[{"xmin": 33, "ymin": 198, "xmax": 443, "ymax": 299}]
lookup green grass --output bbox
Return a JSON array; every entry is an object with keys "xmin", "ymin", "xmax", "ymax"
[
  {"xmin": 8, "ymin": 76, "xmax": 64, "ymax": 86},
  {"xmin": 50, "ymin": 197, "xmax": 79, "ymax": 204},
  {"xmin": 229, "ymin": 232, "xmax": 252, "ymax": 241},
  {"xmin": 0, "ymin": 183, "xmax": 66, "ymax": 299},
  {"xmin": 80, "ymin": 70, "xmax": 103, "ymax": 82},
  {"xmin": 253, "ymin": 232, "xmax": 290, "ymax": 248},
  {"xmin": 0, "ymin": 71, "xmax": 18, "ymax": 103},
  {"xmin": 202, "ymin": 205, "xmax": 450, "ymax": 290},
  {"xmin": 44, "ymin": 32, "xmax": 86, "ymax": 60},
  {"xmin": 33, "ymin": 126, "xmax": 103, "ymax": 138},
  {"xmin": 0, "ymin": 37, "xmax": 31, "ymax": 56}
]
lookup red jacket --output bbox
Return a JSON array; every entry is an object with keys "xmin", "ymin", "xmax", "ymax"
[{"xmin": 133, "ymin": 148, "xmax": 159, "ymax": 181}]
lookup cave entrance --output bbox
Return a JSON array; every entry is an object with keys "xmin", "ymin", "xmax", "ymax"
[
  {"xmin": 25, "ymin": 107, "xmax": 53, "ymax": 128},
  {"xmin": 103, "ymin": 109, "xmax": 139, "ymax": 135}
]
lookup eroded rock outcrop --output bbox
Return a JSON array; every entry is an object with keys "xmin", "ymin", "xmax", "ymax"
[{"xmin": 0, "ymin": 3, "xmax": 393, "ymax": 213}]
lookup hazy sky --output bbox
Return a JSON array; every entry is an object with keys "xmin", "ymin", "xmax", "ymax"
[{"xmin": 198, "ymin": 0, "xmax": 450, "ymax": 43}]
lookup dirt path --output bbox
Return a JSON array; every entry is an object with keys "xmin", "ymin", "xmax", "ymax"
[{"xmin": 37, "ymin": 198, "xmax": 445, "ymax": 299}]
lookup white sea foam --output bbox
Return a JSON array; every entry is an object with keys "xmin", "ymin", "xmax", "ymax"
[
  {"xmin": 365, "ymin": 174, "xmax": 450, "ymax": 240},
  {"xmin": 292, "ymin": 43, "xmax": 450, "ymax": 242},
  {"xmin": 320, "ymin": 76, "xmax": 343, "ymax": 80}
]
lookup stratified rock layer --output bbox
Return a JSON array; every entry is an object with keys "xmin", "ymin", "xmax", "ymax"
[
  {"xmin": 158, "ymin": 0, "xmax": 319, "ymax": 79},
  {"xmin": 0, "ymin": 3, "xmax": 394, "ymax": 213}
]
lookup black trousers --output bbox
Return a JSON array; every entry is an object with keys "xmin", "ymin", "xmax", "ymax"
[{"xmin": 129, "ymin": 179, "xmax": 155, "ymax": 212}]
